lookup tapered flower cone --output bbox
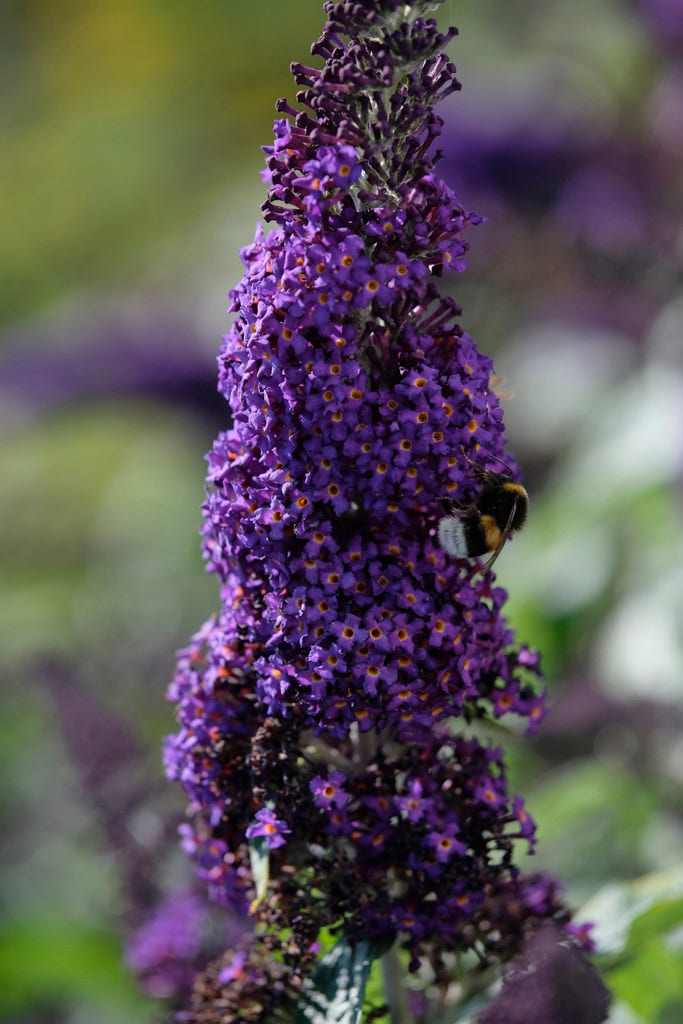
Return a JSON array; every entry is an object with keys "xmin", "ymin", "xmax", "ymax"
[{"xmin": 165, "ymin": 3, "xmax": 588, "ymax": 1020}]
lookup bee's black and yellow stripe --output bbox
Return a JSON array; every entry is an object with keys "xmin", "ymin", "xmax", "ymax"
[
  {"xmin": 468, "ymin": 477, "xmax": 528, "ymax": 555},
  {"xmin": 438, "ymin": 474, "xmax": 528, "ymax": 560}
]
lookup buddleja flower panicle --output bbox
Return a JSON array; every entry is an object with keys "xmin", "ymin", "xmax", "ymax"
[{"xmin": 165, "ymin": 3, "xmax": 585, "ymax": 1018}]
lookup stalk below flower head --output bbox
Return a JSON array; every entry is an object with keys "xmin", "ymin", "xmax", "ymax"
[{"xmin": 165, "ymin": 1, "xmax": 583, "ymax": 1016}]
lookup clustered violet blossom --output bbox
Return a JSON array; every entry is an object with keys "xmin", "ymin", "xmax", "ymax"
[
  {"xmin": 165, "ymin": 2, "xmax": 584, "ymax": 1019},
  {"xmin": 126, "ymin": 890, "xmax": 208, "ymax": 1000}
]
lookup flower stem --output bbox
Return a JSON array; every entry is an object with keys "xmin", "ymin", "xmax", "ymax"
[{"xmin": 382, "ymin": 946, "xmax": 414, "ymax": 1024}]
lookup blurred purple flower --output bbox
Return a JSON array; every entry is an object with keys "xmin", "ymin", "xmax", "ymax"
[
  {"xmin": 440, "ymin": 83, "xmax": 596, "ymax": 215},
  {"xmin": 0, "ymin": 304, "xmax": 222, "ymax": 427},
  {"xmin": 640, "ymin": 0, "xmax": 683, "ymax": 52},
  {"xmin": 554, "ymin": 164, "xmax": 649, "ymax": 256},
  {"xmin": 126, "ymin": 890, "xmax": 207, "ymax": 999},
  {"xmin": 217, "ymin": 949, "xmax": 250, "ymax": 985},
  {"xmin": 38, "ymin": 658, "xmax": 251, "ymax": 1008},
  {"xmin": 475, "ymin": 921, "xmax": 610, "ymax": 1024},
  {"xmin": 39, "ymin": 658, "xmax": 164, "ymax": 911},
  {"xmin": 649, "ymin": 68, "xmax": 683, "ymax": 156}
]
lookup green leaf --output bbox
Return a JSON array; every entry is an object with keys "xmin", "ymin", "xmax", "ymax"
[
  {"xmin": 581, "ymin": 867, "xmax": 683, "ymax": 958},
  {"xmin": 625, "ymin": 896, "xmax": 683, "ymax": 956},
  {"xmin": 581, "ymin": 870, "xmax": 683, "ymax": 1023},
  {"xmin": 513, "ymin": 761, "xmax": 654, "ymax": 889},
  {"xmin": 0, "ymin": 918, "xmax": 156, "ymax": 1020},
  {"xmin": 609, "ymin": 892, "xmax": 683, "ymax": 1021},
  {"xmin": 248, "ymin": 835, "xmax": 271, "ymax": 913},
  {"xmin": 294, "ymin": 935, "xmax": 392, "ymax": 1024},
  {"xmin": 608, "ymin": 936, "xmax": 683, "ymax": 1022}
]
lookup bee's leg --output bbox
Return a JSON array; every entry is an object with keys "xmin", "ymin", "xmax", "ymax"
[
  {"xmin": 475, "ymin": 497, "xmax": 518, "ymax": 576},
  {"xmin": 440, "ymin": 497, "xmax": 462, "ymax": 515}
]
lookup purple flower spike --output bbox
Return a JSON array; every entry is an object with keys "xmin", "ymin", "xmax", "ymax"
[{"xmin": 166, "ymin": 3, "xmax": 588, "ymax": 1020}]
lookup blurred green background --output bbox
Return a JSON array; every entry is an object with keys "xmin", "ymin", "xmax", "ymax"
[{"xmin": 1, "ymin": 1, "xmax": 682, "ymax": 1021}]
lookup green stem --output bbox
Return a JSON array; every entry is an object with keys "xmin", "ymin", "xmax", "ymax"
[{"xmin": 381, "ymin": 946, "xmax": 414, "ymax": 1024}]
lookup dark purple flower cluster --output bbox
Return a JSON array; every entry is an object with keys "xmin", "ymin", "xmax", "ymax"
[{"xmin": 165, "ymin": 1, "xmax": 580, "ymax": 1015}]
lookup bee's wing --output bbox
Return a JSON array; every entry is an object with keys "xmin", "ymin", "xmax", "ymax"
[{"xmin": 479, "ymin": 496, "xmax": 518, "ymax": 575}]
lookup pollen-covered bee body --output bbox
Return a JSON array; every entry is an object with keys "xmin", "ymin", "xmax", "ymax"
[{"xmin": 438, "ymin": 471, "xmax": 528, "ymax": 572}]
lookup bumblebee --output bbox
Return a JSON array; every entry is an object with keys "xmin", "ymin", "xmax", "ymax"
[{"xmin": 438, "ymin": 471, "xmax": 528, "ymax": 573}]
